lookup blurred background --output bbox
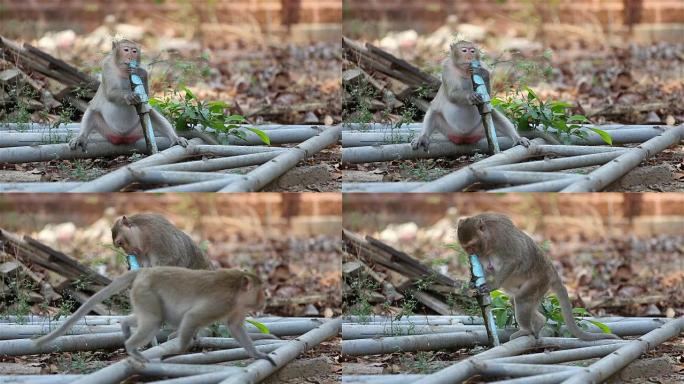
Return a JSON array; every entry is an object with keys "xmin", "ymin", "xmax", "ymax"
[
  {"xmin": 0, "ymin": 0, "xmax": 342, "ymax": 124},
  {"xmin": 343, "ymin": 193, "xmax": 684, "ymax": 317},
  {"xmin": 0, "ymin": 193, "xmax": 341, "ymax": 317},
  {"xmin": 342, "ymin": 0, "xmax": 684, "ymax": 125}
]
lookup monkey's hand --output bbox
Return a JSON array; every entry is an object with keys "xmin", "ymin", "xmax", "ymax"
[
  {"xmin": 254, "ymin": 352, "xmax": 277, "ymax": 366},
  {"xmin": 516, "ymin": 137, "xmax": 531, "ymax": 147},
  {"xmin": 411, "ymin": 135, "xmax": 430, "ymax": 151},
  {"xmin": 124, "ymin": 92, "xmax": 142, "ymax": 105},
  {"xmin": 468, "ymin": 92, "xmax": 484, "ymax": 105},
  {"xmin": 68, "ymin": 136, "xmax": 88, "ymax": 152},
  {"xmin": 174, "ymin": 136, "xmax": 189, "ymax": 147}
]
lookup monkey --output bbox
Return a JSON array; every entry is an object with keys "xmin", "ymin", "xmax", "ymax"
[
  {"xmin": 457, "ymin": 213, "xmax": 619, "ymax": 341},
  {"xmin": 411, "ymin": 41, "xmax": 559, "ymax": 152},
  {"xmin": 33, "ymin": 267, "xmax": 277, "ymax": 366},
  {"xmin": 111, "ymin": 213, "xmax": 214, "ymax": 270},
  {"xmin": 69, "ymin": 39, "xmax": 189, "ymax": 151}
]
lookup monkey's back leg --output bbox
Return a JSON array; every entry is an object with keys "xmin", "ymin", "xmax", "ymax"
[
  {"xmin": 69, "ymin": 109, "xmax": 110, "ymax": 150},
  {"xmin": 149, "ymin": 109, "xmax": 188, "ymax": 147},
  {"xmin": 125, "ymin": 291, "xmax": 163, "ymax": 362},
  {"xmin": 509, "ymin": 280, "xmax": 547, "ymax": 339},
  {"xmin": 161, "ymin": 308, "xmax": 213, "ymax": 357}
]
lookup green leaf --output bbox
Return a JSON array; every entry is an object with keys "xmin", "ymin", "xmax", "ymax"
[
  {"xmin": 227, "ymin": 114, "xmax": 247, "ymax": 123},
  {"xmin": 245, "ymin": 319, "xmax": 271, "ymax": 334},
  {"xmin": 183, "ymin": 87, "xmax": 196, "ymax": 100},
  {"xmin": 588, "ymin": 127, "xmax": 613, "ymax": 145},
  {"xmin": 584, "ymin": 319, "xmax": 612, "ymax": 334},
  {"xmin": 567, "ymin": 115, "xmax": 587, "ymax": 122},
  {"xmin": 246, "ymin": 127, "xmax": 271, "ymax": 145}
]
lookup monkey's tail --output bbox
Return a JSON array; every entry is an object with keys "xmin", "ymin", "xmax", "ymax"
[
  {"xmin": 551, "ymin": 277, "xmax": 619, "ymax": 340},
  {"xmin": 33, "ymin": 270, "xmax": 139, "ymax": 346}
]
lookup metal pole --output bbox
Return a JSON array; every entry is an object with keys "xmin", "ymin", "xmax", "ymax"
[
  {"xmin": 129, "ymin": 60, "xmax": 158, "ymax": 154},
  {"xmin": 471, "ymin": 60, "xmax": 500, "ymax": 154},
  {"xmin": 469, "ymin": 254, "xmax": 500, "ymax": 346}
]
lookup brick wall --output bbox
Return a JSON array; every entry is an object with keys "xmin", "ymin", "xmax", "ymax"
[
  {"xmin": 342, "ymin": 193, "xmax": 684, "ymax": 238},
  {"xmin": 343, "ymin": 0, "xmax": 684, "ymax": 32},
  {"xmin": 0, "ymin": 0, "xmax": 342, "ymax": 33},
  {"xmin": 0, "ymin": 193, "xmax": 342, "ymax": 237}
]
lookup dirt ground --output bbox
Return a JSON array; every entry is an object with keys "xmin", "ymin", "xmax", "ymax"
[{"xmin": 342, "ymin": 144, "xmax": 684, "ymax": 192}]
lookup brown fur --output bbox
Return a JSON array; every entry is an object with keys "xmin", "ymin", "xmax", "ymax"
[
  {"xmin": 457, "ymin": 213, "xmax": 618, "ymax": 341},
  {"xmin": 412, "ymin": 41, "xmax": 558, "ymax": 151},
  {"xmin": 34, "ymin": 267, "xmax": 276, "ymax": 365},
  {"xmin": 111, "ymin": 213, "xmax": 214, "ymax": 270},
  {"xmin": 69, "ymin": 39, "xmax": 188, "ymax": 151}
]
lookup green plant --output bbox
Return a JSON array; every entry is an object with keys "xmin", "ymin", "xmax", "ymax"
[
  {"xmin": 399, "ymin": 351, "xmax": 435, "ymax": 373},
  {"xmin": 399, "ymin": 160, "xmax": 450, "ymax": 182},
  {"xmin": 150, "ymin": 87, "xmax": 269, "ymax": 145},
  {"xmin": 540, "ymin": 295, "xmax": 612, "ymax": 337},
  {"xmin": 7, "ymin": 277, "xmax": 33, "ymax": 318},
  {"xmin": 56, "ymin": 159, "xmax": 104, "ymax": 181},
  {"xmin": 56, "ymin": 352, "xmax": 104, "ymax": 374},
  {"xmin": 490, "ymin": 290, "xmax": 517, "ymax": 329},
  {"xmin": 493, "ymin": 87, "xmax": 611, "ymax": 144},
  {"xmin": 55, "ymin": 299, "xmax": 77, "ymax": 321},
  {"xmin": 345, "ymin": 274, "xmax": 379, "ymax": 321}
]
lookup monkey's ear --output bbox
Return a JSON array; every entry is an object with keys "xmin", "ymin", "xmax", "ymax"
[
  {"xmin": 240, "ymin": 275, "xmax": 252, "ymax": 291},
  {"xmin": 122, "ymin": 216, "xmax": 131, "ymax": 227},
  {"xmin": 112, "ymin": 40, "xmax": 117, "ymax": 50}
]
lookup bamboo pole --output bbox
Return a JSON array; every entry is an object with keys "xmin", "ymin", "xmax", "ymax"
[
  {"xmin": 562, "ymin": 317, "xmax": 684, "ymax": 384},
  {"xmin": 411, "ymin": 138, "xmax": 545, "ymax": 192},
  {"xmin": 474, "ymin": 170, "xmax": 581, "ymax": 185},
  {"xmin": 342, "ymin": 138, "xmax": 518, "ymax": 164},
  {"xmin": 162, "ymin": 344, "xmax": 282, "ymax": 364},
  {"xmin": 142, "ymin": 151, "xmax": 279, "ymax": 172},
  {"xmin": 488, "ymin": 151, "xmax": 622, "ymax": 172},
  {"xmin": 131, "ymin": 170, "xmax": 238, "ymax": 186},
  {"xmin": 219, "ymin": 317, "xmax": 342, "ymax": 384},
  {"xmin": 0, "ymin": 138, "xmax": 173, "ymax": 164},
  {"xmin": 0, "ymin": 182, "xmax": 83, "ymax": 192},
  {"xmin": 341, "ymin": 127, "xmax": 664, "ymax": 147},
  {"xmin": 412, "ymin": 336, "xmax": 540, "ymax": 384},
  {"xmin": 562, "ymin": 125, "xmax": 684, "ymax": 192},
  {"xmin": 69, "ymin": 138, "xmax": 204, "ymax": 192},
  {"xmin": 219, "ymin": 126, "xmax": 341, "ymax": 192},
  {"xmin": 0, "ymin": 333, "xmax": 124, "ymax": 355},
  {"xmin": 488, "ymin": 178, "xmax": 581, "ymax": 192}
]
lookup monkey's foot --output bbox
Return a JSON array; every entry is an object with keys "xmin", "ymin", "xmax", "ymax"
[
  {"xmin": 175, "ymin": 137, "xmax": 189, "ymax": 147},
  {"xmin": 126, "ymin": 347, "xmax": 149, "ymax": 365},
  {"xmin": 509, "ymin": 330, "xmax": 534, "ymax": 339},
  {"xmin": 127, "ymin": 353, "xmax": 149, "ymax": 369},
  {"xmin": 410, "ymin": 136, "xmax": 430, "ymax": 151},
  {"xmin": 516, "ymin": 137, "xmax": 531, "ymax": 147},
  {"xmin": 68, "ymin": 137, "xmax": 88, "ymax": 152}
]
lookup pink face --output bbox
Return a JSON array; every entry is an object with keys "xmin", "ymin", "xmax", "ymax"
[
  {"xmin": 452, "ymin": 44, "xmax": 478, "ymax": 67},
  {"xmin": 117, "ymin": 43, "xmax": 140, "ymax": 65}
]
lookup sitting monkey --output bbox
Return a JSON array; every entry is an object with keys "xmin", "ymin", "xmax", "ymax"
[
  {"xmin": 69, "ymin": 39, "xmax": 188, "ymax": 151},
  {"xmin": 412, "ymin": 41, "xmax": 557, "ymax": 151}
]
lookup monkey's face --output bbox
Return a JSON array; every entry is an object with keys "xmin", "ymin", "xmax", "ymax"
[
  {"xmin": 451, "ymin": 42, "xmax": 479, "ymax": 68},
  {"xmin": 112, "ymin": 221, "xmax": 143, "ymax": 256},
  {"xmin": 115, "ymin": 42, "xmax": 140, "ymax": 67},
  {"xmin": 457, "ymin": 217, "xmax": 486, "ymax": 255}
]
